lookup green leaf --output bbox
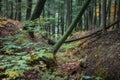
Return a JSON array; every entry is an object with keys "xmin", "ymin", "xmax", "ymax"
[{"xmin": 82, "ymin": 75, "xmax": 92, "ymax": 79}]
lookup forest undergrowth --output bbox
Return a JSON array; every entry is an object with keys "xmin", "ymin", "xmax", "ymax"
[{"xmin": 0, "ymin": 19, "xmax": 120, "ymax": 80}]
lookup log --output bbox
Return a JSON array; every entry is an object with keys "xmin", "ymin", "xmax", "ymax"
[
  {"xmin": 41, "ymin": 19, "xmax": 120, "ymax": 44},
  {"xmin": 65, "ymin": 19, "xmax": 120, "ymax": 43}
]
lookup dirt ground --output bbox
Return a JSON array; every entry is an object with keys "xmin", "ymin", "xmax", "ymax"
[{"xmin": 83, "ymin": 29, "xmax": 120, "ymax": 80}]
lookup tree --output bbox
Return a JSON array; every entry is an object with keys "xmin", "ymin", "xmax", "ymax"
[
  {"xmin": 30, "ymin": 0, "xmax": 46, "ymax": 20},
  {"xmin": 0, "ymin": 0, "xmax": 2, "ymax": 15},
  {"xmin": 53, "ymin": 0, "xmax": 91, "ymax": 54},
  {"xmin": 106, "ymin": 0, "xmax": 112, "ymax": 24},
  {"xmin": 18, "ymin": 0, "xmax": 21, "ymax": 21},
  {"xmin": 117, "ymin": 0, "xmax": 120, "ymax": 28},
  {"xmin": 10, "ymin": 1, "xmax": 13, "ymax": 19},
  {"xmin": 27, "ymin": 0, "xmax": 46, "ymax": 38},
  {"xmin": 26, "ymin": 0, "xmax": 32, "ymax": 20},
  {"xmin": 66, "ymin": 0, "xmax": 72, "ymax": 26},
  {"xmin": 101, "ymin": 0, "xmax": 106, "ymax": 33}
]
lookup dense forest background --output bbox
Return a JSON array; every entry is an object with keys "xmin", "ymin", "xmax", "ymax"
[
  {"xmin": 0, "ymin": 0, "xmax": 120, "ymax": 39},
  {"xmin": 0, "ymin": 0, "xmax": 120, "ymax": 80}
]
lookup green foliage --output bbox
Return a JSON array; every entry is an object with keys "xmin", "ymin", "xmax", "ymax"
[
  {"xmin": 82, "ymin": 75, "xmax": 103, "ymax": 80},
  {"xmin": 23, "ymin": 17, "xmax": 56, "ymax": 27},
  {"xmin": 41, "ymin": 71, "xmax": 67, "ymax": 80},
  {"xmin": 0, "ymin": 29, "xmax": 54, "ymax": 79},
  {"xmin": 61, "ymin": 42, "xmax": 79, "ymax": 50}
]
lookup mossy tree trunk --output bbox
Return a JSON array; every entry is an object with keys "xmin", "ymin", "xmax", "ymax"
[{"xmin": 53, "ymin": 0, "xmax": 91, "ymax": 54}]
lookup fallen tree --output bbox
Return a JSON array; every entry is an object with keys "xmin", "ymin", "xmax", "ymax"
[
  {"xmin": 64, "ymin": 18, "xmax": 120, "ymax": 43},
  {"xmin": 42, "ymin": 18, "xmax": 120, "ymax": 45}
]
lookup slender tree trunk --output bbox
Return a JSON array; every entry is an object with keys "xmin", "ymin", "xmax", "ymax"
[
  {"xmin": 114, "ymin": 0, "xmax": 117, "ymax": 21},
  {"xmin": 18, "ymin": 0, "xmax": 21, "ymax": 21},
  {"xmin": 26, "ymin": 0, "xmax": 32, "ymax": 20},
  {"xmin": 5, "ymin": 0, "xmax": 9, "ymax": 17},
  {"xmin": 117, "ymin": 0, "xmax": 120, "ymax": 28},
  {"xmin": 93, "ymin": 0, "xmax": 97, "ymax": 28},
  {"xmin": 101, "ymin": 0, "xmax": 107, "ymax": 33},
  {"xmin": 99, "ymin": 0, "xmax": 101, "ymax": 26},
  {"xmin": 66, "ymin": 0, "xmax": 72, "ymax": 26},
  {"xmin": 60, "ymin": 1, "xmax": 65, "ymax": 35},
  {"xmin": 106, "ymin": 0, "xmax": 111, "ymax": 24},
  {"xmin": 53, "ymin": 0, "xmax": 91, "ymax": 54},
  {"xmin": 10, "ymin": 1, "xmax": 13, "ymax": 19},
  {"xmin": 77, "ymin": 0, "xmax": 83, "ymax": 31},
  {"xmin": 52, "ymin": 1, "xmax": 55, "ymax": 37},
  {"xmin": 0, "ymin": 0, "xmax": 2, "ymax": 15},
  {"xmin": 47, "ymin": 0, "xmax": 51, "ymax": 37},
  {"xmin": 15, "ymin": 0, "xmax": 18, "ymax": 20}
]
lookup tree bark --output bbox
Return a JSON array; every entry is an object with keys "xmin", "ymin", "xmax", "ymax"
[
  {"xmin": 10, "ymin": 1, "xmax": 13, "ymax": 19},
  {"xmin": 101, "ymin": 0, "xmax": 106, "ymax": 33},
  {"xmin": 66, "ymin": 0, "xmax": 72, "ymax": 26},
  {"xmin": 0, "ymin": 0, "xmax": 2, "ymax": 15},
  {"xmin": 26, "ymin": 0, "xmax": 32, "ymax": 20},
  {"xmin": 106, "ymin": 0, "xmax": 111, "ymax": 24},
  {"xmin": 117, "ymin": 0, "xmax": 120, "ymax": 28},
  {"xmin": 28, "ymin": 0, "xmax": 46, "ymax": 38},
  {"xmin": 53, "ymin": 0, "xmax": 91, "ymax": 54},
  {"xmin": 18, "ymin": 0, "xmax": 21, "ymax": 21},
  {"xmin": 30, "ymin": 0, "xmax": 46, "ymax": 20}
]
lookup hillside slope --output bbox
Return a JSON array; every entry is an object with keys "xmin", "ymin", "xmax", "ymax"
[{"xmin": 84, "ymin": 29, "xmax": 120, "ymax": 80}]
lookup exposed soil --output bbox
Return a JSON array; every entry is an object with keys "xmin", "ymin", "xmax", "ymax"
[
  {"xmin": 0, "ymin": 19, "xmax": 23, "ymax": 37},
  {"xmin": 83, "ymin": 29, "xmax": 120, "ymax": 80}
]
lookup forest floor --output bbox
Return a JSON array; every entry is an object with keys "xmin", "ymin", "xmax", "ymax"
[
  {"xmin": 0, "ymin": 19, "xmax": 120, "ymax": 80},
  {"xmin": 57, "ymin": 29, "xmax": 120, "ymax": 80}
]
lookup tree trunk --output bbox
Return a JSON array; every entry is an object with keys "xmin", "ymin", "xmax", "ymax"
[
  {"xmin": 53, "ymin": 0, "xmax": 91, "ymax": 54},
  {"xmin": 106, "ymin": 0, "xmax": 111, "ymax": 24},
  {"xmin": 101, "ymin": 0, "xmax": 106, "ymax": 33},
  {"xmin": 5, "ymin": 0, "xmax": 9, "ymax": 17},
  {"xmin": 30, "ymin": 0, "xmax": 46, "ymax": 20},
  {"xmin": 66, "ymin": 0, "xmax": 72, "ymax": 26},
  {"xmin": 28, "ymin": 0, "xmax": 46, "ymax": 38},
  {"xmin": 10, "ymin": 1, "xmax": 13, "ymax": 19},
  {"xmin": 117, "ymin": 0, "xmax": 120, "ymax": 28},
  {"xmin": 18, "ymin": 0, "xmax": 21, "ymax": 21},
  {"xmin": 26, "ymin": 0, "xmax": 32, "ymax": 20},
  {"xmin": 99, "ymin": 0, "xmax": 101, "ymax": 26},
  {"xmin": 0, "ymin": 0, "xmax": 2, "ymax": 15},
  {"xmin": 15, "ymin": 0, "xmax": 18, "ymax": 20}
]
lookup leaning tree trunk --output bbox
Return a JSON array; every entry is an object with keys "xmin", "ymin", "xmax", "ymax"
[
  {"xmin": 27, "ymin": 0, "xmax": 46, "ymax": 38},
  {"xmin": 53, "ymin": 0, "xmax": 91, "ymax": 54},
  {"xmin": 30, "ymin": 0, "xmax": 46, "ymax": 20}
]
